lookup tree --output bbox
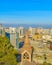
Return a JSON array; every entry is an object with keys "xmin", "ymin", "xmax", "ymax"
[
  {"xmin": 43, "ymin": 54, "xmax": 47, "ymax": 63},
  {"xmin": 40, "ymin": 62, "xmax": 52, "ymax": 65},
  {"xmin": 0, "ymin": 36, "xmax": 18, "ymax": 65}
]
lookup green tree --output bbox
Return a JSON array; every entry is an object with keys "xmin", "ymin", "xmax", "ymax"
[
  {"xmin": 40, "ymin": 62, "xmax": 52, "ymax": 65},
  {"xmin": 0, "ymin": 36, "xmax": 18, "ymax": 65}
]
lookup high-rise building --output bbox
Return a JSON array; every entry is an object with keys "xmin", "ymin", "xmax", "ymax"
[
  {"xmin": 17, "ymin": 27, "xmax": 24, "ymax": 38},
  {"xmin": 5, "ymin": 27, "xmax": 19, "ymax": 49},
  {"xmin": 0, "ymin": 24, "xmax": 5, "ymax": 36}
]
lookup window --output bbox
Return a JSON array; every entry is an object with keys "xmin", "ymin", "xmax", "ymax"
[{"xmin": 23, "ymin": 52, "xmax": 29, "ymax": 59}]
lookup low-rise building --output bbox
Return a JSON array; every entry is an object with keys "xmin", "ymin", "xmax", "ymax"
[{"xmin": 32, "ymin": 33, "xmax": 42, "ymax": 41}]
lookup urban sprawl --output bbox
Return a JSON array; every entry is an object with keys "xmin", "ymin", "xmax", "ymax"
[{"xmin": 0, "ymin": 24, "xmax": 52, "ymax": 65}]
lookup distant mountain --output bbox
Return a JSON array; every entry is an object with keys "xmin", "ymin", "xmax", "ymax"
[{"xmin": 2, "ymin": 24, "xmax": 52, "ymax": 28}]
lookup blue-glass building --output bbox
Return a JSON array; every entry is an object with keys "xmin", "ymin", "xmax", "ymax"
[
  {"xmin": 5, "ymin": 32, "xmax": 19, "ymax": 49},
  {"xmin": 19, "ymin": 41, "xmax": 24, "ymax": 48}
]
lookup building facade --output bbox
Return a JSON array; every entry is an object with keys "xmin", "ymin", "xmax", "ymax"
[
  {"xmin": 17, "ymin": 27, "xmax": 25, "ymax": 38},
  {"xmin": 0, "ymin": 24, "xmax": 5, "ymax": 36},
  {"xmin": 21, "ymin": 31, "xmax": 32, "ymax": 65}
]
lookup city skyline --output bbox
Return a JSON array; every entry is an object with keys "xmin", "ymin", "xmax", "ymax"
[{"xmin": 0, "ymin": 0, "xmax": 52, "ymax": 24}]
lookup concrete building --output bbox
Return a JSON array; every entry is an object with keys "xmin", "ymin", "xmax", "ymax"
[
  {"xmin": 28, "ymin": 27, "xmax": 44, "ymax": 37},
  {"xmin": 9, "ymin": 27, "xmax": 16, "ymax": 33},
  {"xmin": 5, "ymin": 27, "xmax": 16, "ymax": 33},
  {"xmin": 32, "ymin": 33, "xmax": 42, "ymax": 41},
  {"xmin": 10, "ymin": 33, "xmax": 16, "ymax": 48},
  {"xmin": 21, "ymin": 31, "xmax": 32, "ymax": 65},
  {"xmin": 17, "ymin": 27, "xmax": 24, "ymax": 38},
  {"xmin": 36, "ymin": 27, "xmax": 43, "ymax": 34},
  {"xmin": 0, "ymin": 24, "xmax": 5, "ymax": 36},
  {"xmin": 20, "ymin": 31, "xmax": 39, "ymax": 65},
  {"xmin": 42, "ymin": 29, "xmax": 50, "ymax": 35},
  {"xmin": 5, "ymin": 27, "xmax": 19, "ymax": 49},
  {"xmin": 28, "ymin": 27, "xmax": 36, "ymax": 37},
  {"xmin": 42, "ymin": 34, "xmax": 52, "ymax": 41},
  {"xmin": 49, "ymin": 28, "xmax": 52, "ymax": 35},
  {"xmin": 5, "ymin": 28, "xmax": 9, "ymax": 33},
  {"xmin": 28, "ymin": 27, "xmax": 33, "ymax": 37},
  {"xmin": 5, "ymin": 32, "xmax": 19, "ymax": 49}
]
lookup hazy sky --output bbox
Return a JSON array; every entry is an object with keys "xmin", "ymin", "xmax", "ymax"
[{"xmin": 0, "ymin": 0, "xmax": 52, "ymax": 24}]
